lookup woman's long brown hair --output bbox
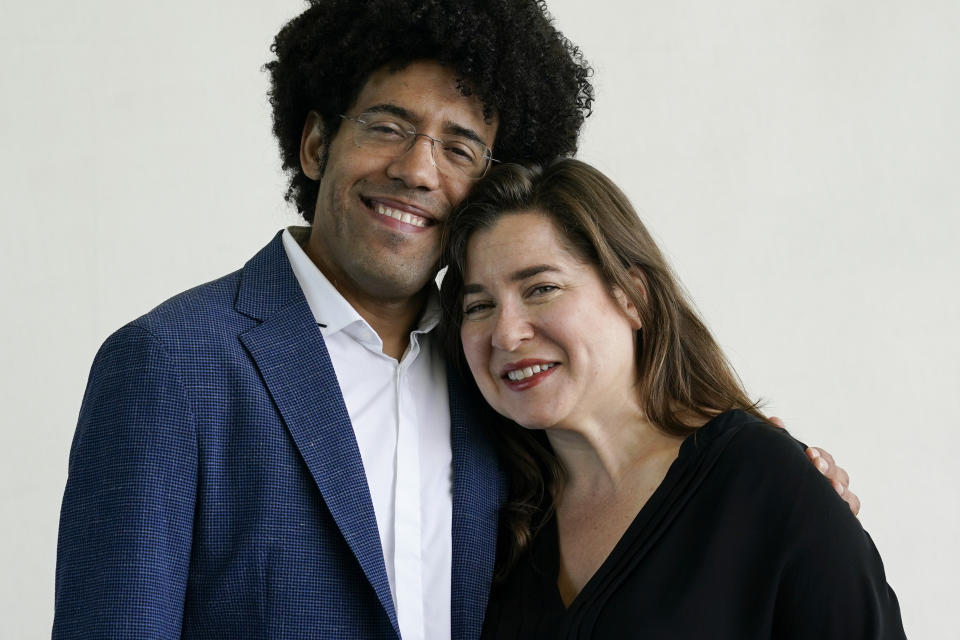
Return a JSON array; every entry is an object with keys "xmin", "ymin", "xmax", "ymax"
[{"xmin": 439, "ymin": 159, "xmax": 764, "ymax": 577}]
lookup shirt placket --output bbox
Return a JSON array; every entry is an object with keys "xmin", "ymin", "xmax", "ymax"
[{"xmin": 394, "ymin": 356, "xmax": 424, "ymax": 639}]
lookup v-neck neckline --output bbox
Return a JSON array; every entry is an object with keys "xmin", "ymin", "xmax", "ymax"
[{"xmin": 538, "ymin": 411, "xmax": 741, "ymax": 616}]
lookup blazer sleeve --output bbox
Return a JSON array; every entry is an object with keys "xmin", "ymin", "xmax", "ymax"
[
  {"xmin": 766, "ymin": 431, "xmax": 906, "ymax": 639},
  {"xmin": 54, "ymin": 324, "xmax": 198, "ymax": 639}
]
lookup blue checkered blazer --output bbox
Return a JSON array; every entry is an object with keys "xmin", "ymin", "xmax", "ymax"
[{"xmin": 54, "ymin": 232, "xmax": 505, "ymax": 639}]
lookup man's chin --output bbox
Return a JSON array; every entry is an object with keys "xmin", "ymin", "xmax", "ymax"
[{"xmin": 354, "ymin": 263, "xmax": 440, "ymax": 303}]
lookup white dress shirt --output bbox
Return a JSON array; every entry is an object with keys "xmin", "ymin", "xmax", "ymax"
[{"xmin": 282, "ymin": 228, "xmax": 452, "ymax": 640}]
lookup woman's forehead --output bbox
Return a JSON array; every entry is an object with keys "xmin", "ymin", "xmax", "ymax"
[{"xmin": 463, "ymin": 211, "xmax": 592, "ymax": 283}]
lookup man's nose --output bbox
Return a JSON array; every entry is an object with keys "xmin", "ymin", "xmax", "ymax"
[{"xmin": 386, "ymin": 134, "xmax": 442, "ymax": 191}]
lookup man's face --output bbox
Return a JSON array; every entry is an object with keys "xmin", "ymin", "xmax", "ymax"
[{"xmin": 304, "ymin": 60, "xmax": 498, "ymax": 308}]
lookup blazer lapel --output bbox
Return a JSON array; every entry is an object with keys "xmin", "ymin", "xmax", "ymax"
[
  {"xmin": 236, "ymin": 233, "xmax": 399, "ymax": 635},
  {"xmin": 449, "ymin": 366, "xmax": 506, "ymax": 640}
]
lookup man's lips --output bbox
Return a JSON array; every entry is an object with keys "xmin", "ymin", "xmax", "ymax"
[{"xmin": 364, "ymin": 197, "xmax": 439, "ymax": 229}]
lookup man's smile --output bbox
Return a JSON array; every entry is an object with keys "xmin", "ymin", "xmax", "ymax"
[{"xmin": 362, "ymin": 196, "xmax": 440, "ymax": 231}]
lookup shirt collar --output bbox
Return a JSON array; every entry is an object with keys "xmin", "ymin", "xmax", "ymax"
[{"xmin": 282, "ymin": 226, "xmax": 441, "ymax": 342}]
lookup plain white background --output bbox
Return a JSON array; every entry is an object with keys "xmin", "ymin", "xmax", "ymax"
[{"xmin": 2, "ymin": 0, "xmax": 957, "ymax": 637}]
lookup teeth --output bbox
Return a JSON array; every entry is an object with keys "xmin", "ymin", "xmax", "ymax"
[
  {"xmin": 506, "ymin": 363, "xmax": 556, "ymax": 381},
  {"xmin": 375, "ymin": 203, "xmax": 428, "ymax": 228}
]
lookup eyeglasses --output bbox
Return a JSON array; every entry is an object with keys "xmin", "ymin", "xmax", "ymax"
[{"xmin": 339, "ymin": 113, "xmax": 497, "ymax": 180}]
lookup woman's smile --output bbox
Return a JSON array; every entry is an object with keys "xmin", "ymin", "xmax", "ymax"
[{"xmin": 500, "ymin": 360, "xmax": 561, "ymax": 390}]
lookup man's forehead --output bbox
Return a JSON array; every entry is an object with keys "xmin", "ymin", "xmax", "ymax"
[{"xmin": 348, "ymin": 60, "xmax": 497, "ymax": 140}]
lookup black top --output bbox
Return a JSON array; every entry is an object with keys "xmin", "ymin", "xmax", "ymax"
[{"xmin": 482, "ymin": 411, "xmax": 905, "ymax": 639}]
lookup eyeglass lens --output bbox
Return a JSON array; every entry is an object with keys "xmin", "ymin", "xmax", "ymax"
[{"xmin": 346, "ymin": 114, "xmax": 491, "ymax": 179}]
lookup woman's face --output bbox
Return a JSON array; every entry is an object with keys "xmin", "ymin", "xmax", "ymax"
[{"xmin": 459, "ymin": 210, "xmax": 643, "ymax": 431}]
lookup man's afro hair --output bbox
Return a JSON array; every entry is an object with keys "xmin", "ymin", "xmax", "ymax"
[{"xmin": 265, "ymin": 0, "xmax": 594, "ymax": 220}]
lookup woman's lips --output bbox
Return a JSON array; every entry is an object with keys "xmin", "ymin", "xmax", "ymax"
[{"xmin": 500, "ymin": 360, "xmax": 560, "ymax": 391}]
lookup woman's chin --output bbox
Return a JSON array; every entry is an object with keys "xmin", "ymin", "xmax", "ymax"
[{"xmin": 498, "ymin": 410, "xmax": 559, "ymax": 432}]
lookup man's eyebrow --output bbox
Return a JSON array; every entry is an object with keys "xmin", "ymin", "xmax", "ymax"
[
  {"xmin": 360, "ymin": 104, "xmax": 414, "ymax": 120},
  {"xmin": 462, "ymin": 265, "xmax": 560, "ymax": 295},
  {"xmin": 359, "ymin": 104, "xmax": 491, "ymax": 148},
  {"xmin": 445, "ymin": 122, "xmax": 490, "ymax": 148}
]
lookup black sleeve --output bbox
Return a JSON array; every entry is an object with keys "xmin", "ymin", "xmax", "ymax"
[{"xmin": 757, "ymin": 428, "xmax": 906, "ymax": 639}]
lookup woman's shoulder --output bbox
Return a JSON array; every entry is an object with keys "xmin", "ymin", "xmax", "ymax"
[
  {"xmin": 687, "ymin": 410, "xmax": 841, "ymax": 514},
  {"xmin": 697, "ymin": 410, "xmax": 873, "ymax": 557},
  {"xmin": 696, "ymin": 411, "xmax": 905, "ymax": 635},
  {"xmin": 716, "ymin": 410, "xmax": 808, "ymax": 465},
  {"xmin": 687, "ymin": 409, "xmax": 808, "ymax": 470}
]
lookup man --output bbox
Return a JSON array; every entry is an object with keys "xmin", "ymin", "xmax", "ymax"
[{"xmin": 54, "ymin": 1, "xmax": 856, "ymax": 638}]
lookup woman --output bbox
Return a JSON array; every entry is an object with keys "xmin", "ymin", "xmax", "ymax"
[{"xmin": 439, "ymin": 159, "xmax": 905, "ymax": 638}]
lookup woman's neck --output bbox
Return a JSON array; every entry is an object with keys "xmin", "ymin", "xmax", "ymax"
[
  {"xmin": 548, "ymin": 408, "xmax": 686, "ymax": 607},
  {"xmin": 545, "ymin": 402, "xmax": 683, "ymax": 498}
]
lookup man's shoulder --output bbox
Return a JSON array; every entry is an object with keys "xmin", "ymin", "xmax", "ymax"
[
  {"xmin": 124, "ymin": 231, "xmax": 291, "ymax": 342},
  {"xmin": 85, "ymin": 269, "xmax": 252, "ymax": 380},
  {"xmin": 129, "ymin": 268, "xmax": 247, "ymax": 340}
]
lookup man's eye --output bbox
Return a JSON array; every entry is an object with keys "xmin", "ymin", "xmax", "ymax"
[
  {"xmin": 365, "ymin": 121, "xmax": 406, "ymax": 138},
  {"xmin": 442, "ymin": 142, "xmax": 478, "ymax": 164}
]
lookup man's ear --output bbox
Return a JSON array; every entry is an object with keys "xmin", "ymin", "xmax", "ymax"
[
  {"xmin": 613, "ymin": 268, "xmax": 648, "ymax": 331},
  {"xmin": 300, "ymin": 111, "xmax": 326, "ymax": 180}
]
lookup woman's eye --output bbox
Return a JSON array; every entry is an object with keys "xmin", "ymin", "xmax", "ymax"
[
  {"xmin": 529, "ymin": 284, "xmax": 558, "ymax": 297},
  {"xmin": 463, "ymin": 302, "xmax": 492, "ymax": 316}
]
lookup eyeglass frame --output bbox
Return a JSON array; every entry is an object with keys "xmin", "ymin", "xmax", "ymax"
[{"xmin": 338, "ymin": 113, "xmax": 499, "ymax": 180}]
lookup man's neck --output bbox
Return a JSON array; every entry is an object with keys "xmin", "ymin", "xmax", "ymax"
[
  {"xmin": 345, "ymin": 290, "xmax": 428, "ymax": 361},
  {"xmin": 296, "ymin": 227, "xmax": 428, "ymax": 360}
]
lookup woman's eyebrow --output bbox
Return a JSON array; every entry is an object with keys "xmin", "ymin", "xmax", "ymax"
[
  {"xmin": 510, "ymin": 264, "xmax": 559, "ymax": 281},
  {"xmin": 462, "ymin": 264, "xmax": 560, "ymax": 295}
]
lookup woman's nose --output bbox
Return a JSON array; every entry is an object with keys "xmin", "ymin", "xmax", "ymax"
[{"xmin": 491, "ymin": 304, "xmax": 533, "ymax": 351}]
